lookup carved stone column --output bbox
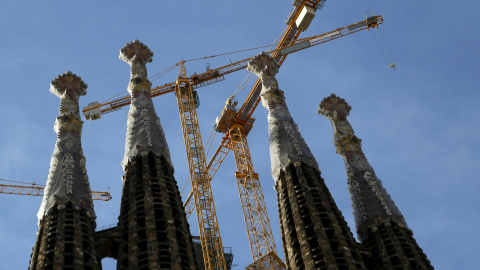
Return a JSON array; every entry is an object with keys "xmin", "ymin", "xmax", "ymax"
[
  {"xmin": 318, "ymin": 93, "xmax": 433, "ymax": 269},
  {"xmin": 248, "ymin": 52, "xmax": 366, "ymax": 270},
  {"xmin": 116, "ymin": 40, "xmax": 198, "ymax": 270},
  {"xmin": 29, "ymin": 72, "xmax": 102, "ymax": 270}
]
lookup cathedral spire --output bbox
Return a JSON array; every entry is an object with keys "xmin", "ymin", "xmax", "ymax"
[
  {"xmin": 37, "ymin": 71, "xmax": 94, "ymax": 221},
  {"xmin": 116, "ymin": 40, "xmax": 199, "ymax": 269},
  {"xmin": 318, "ymin": 94, "xmax": 407, "ymax": 240},
  {"xmin": 318, "ymin": 93, "xmax": 433, "ymax": 269},
  {"xmin": 249, "ymin": 53, "xmax": 366, "ymax": 270},
  {"xmin": 247, "ymin": 51, "xmax": 318, "ymax": 181},
  {"xmin": 120, "ymin": 40, "xmax": 171, "ymax": 170},
  {"xmin": 30, "ymin": 72, "xmax": 102, "ymax": 270}
]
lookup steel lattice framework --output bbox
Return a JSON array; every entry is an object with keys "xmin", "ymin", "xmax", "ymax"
[{"xmin": 175, "ymin": 63, "xmax": 226, "ymax": 270}]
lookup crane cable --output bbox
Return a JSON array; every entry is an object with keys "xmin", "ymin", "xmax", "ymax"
[
  {"xmin": 99, "ymin": 26, "xmax": 291, "ymax": 105},
  {"xmin": 149, "ymin": 62, "xmax": 180, "ymax": 82},
  {"xmin": 98, "ymin": 63, "xmax": 179, "ymax": 105},
  {"xmin": 205, "ymin": 129, "xmax": 217, "ymax": 158},
  {"xmin": 370, "ymin": 27, "xmax": 396, "ymax": 68},
  {"xmin": 231, "ymin": 25, "xmax": 288, "ymax": 99},
  {"xmin": 378, "ymin": 27, "xmax": 396, "ymax": 63}
]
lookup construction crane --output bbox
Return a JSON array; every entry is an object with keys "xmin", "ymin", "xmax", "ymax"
[
  {"xmin": 81, "ymin": 9, "xmax": 383, "ymax": 270},
  {"xmin": 175, "ymin": 62, "xmax": 227, "ymax": 269},
  {"xmin": 181, "ymin": 15, "xmax": 384, "ymax": 217},
  {"xmin": 0, "ymin": 179, "xmax": 112, "ymax": 201},
  {"xmin": 184, "ymin": 14, "xmax": 384, "ymax": 269}
]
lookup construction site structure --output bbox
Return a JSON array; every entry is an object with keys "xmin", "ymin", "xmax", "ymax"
[
  {"xmin": 175, "ymin": 61, "xmax": 227, "ymax": 269},
  {"xmin": 0, "ymin": 179, "xmax": 112, "ymax": 201},
  {"xmin": 185, "ymin": 13, "xmax": 383, "ymax": 270},
  {"xmin": 248, "ymin": 52, "xmax": 367, "ymax": 269},
  {"xmin": 318, "ymin": 94, "xmax": 433, "ymax": 269},
  {"xmin": 79, "ymin": 13, "xmax": 384, "ymax": 270},
  {"xmin": 114, "ymin": 40, "xmax": 199, "ymax": 269},
  {"xmin": 81, "ymin": 15, "xmax": 383, "ymax": 121},
  {"xmin": 180, "ymin": 13, "xmax": 384, "ymax": 216},
  {"xmin": 29, "ymin": 72, "xmax": 102, "ymax": 269}
]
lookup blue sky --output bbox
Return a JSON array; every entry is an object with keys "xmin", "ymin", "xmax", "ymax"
[{"xmin": 1, "ymin": 1, "xmax": 478, "ymax": 269}]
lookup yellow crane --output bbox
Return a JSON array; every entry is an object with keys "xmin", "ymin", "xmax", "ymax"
[
  {"xmin": 81, "ymin": 10, "xmax": 383, "ymax": 270},
  {"xmin": 184, "ymin": 14, "xmax": 383, "ymax": 269},
  {"xmin": 175, "ymin": 62, "xmax": 227, "ymax": 269},
  {"xmin": 0, "ymin": 179, "xmax": 112, "ymax": 201}
]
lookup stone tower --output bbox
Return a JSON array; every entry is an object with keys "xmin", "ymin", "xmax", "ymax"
[
  {"xmin": 318, "ymin": 94, "xmax": 433, "ymax": 269},
  {"xmin": 29, "ymin": 72, "xmax": 102, "ymax": 269},
  {"xmin": 115, "ymin": 40, "xmax": 199, "ymax": 269},
  {"xmin": 248, "ymin": 52, "xmax": 366, "ymax": 270}
]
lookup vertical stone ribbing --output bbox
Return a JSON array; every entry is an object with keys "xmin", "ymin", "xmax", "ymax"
[
  {"xmin": 318, "ymin": 94, "xmax": 433, "ymax": 269},
  {"xmin": 116, "ymin": 40, "xmax": 198, "ymax": 270},
  {"xmin": 29, "ymin": 72, "xmax": 101, "ymax": 270},
  {"xmin": 248, "ymin": 52, "xmax": 366, "ymax": 270}
]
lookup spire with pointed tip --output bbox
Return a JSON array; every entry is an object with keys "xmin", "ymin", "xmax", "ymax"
[
  {"xmin": 116, "ymin": 40, "xmax": 199, "ymax": 269},
  {"xmin": 120, "ymin": 40, "xmax": 172, "ymax": 170},
  {"xmin": 249, "ymin": 53, "xmax": 366, "ymax": 270},
  {"xmin": 319, "ymin": 93, "xmax": 433, "ymax": 269},
  {"xmin": 37, "ymin": 71, "xmax": 94, "ymax": 221},
  {"xmin": 30, "ymin": 72, "xmax": 102, "ymax": 270},
  {"xmin": 247, "ymin": 52, "xmax": 318, "ymax": 180},
  {"xmin": 318, "ymin": 94, "xmax": 407, "ymax": 240}
]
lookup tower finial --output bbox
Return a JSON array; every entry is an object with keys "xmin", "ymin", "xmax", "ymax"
[
  {"xmin": 37, "ymin": 71, "xmax": 94, "ymax": 221},
  {"xmin": 248, "ymin": 52, "xmax": 318, "ymax": 180},
  {"xmin": 120, "ymin": 40, "xmax": 171, "ymax": 170},
  {"xmin": 319, "ymin": 94, "xmax": 433, "ymax": 269},
  {"xmin": 50, "ymin": 70, "xmax": 87, "ymax": 98},
  {"xmin": 30, "ymin": 72, "xmax": 102, "ymax": 270},
  {"xmin": 318, "ymin": 93, "xmax": 407, "ymax": 239},
  {"xmin": 250, "ymin": 55, "xmax": 366, "ymax": 269}
]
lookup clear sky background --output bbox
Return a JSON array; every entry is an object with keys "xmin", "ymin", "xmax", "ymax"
[{"xmin": 1, "ymin": 1, "xmax": 478, "ymax": 269}]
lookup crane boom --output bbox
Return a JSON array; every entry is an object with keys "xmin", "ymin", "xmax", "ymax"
[
  {"xmin": 81, "ymin": 15, "xmax": 382, "ymax": 121},
  {"xmin": 0, "ymin": 181, "xmax": 112, "ymax": 201},
  {"xmin": 183, "ymin": 14, "xmax": 384, "ymax": 215}
]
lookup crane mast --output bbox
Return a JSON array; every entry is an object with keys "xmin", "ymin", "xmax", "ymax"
[
  {"xmin": 186, "ymin": 12, "xmax": 383, "ymax": 269},
  {"xmin": 79, "ymin": 3, "xmax": 383, "ymax": 267},
  {"xmin": 184, "ymin": 14, "xmax": 384, "ymax": 214},
  {"xmin": 175, "ymin": 62, "xmax": 226, "ymax": 270}
]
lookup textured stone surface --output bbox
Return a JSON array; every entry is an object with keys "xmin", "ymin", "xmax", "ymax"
[
  {"xmin": 37, "ymin": 71, "xmax": 94, "ymax": 222},
  {"xmin": 29, "ymin": 72, "xmax": 101, "ymax": 270},
  {"xmin": 116, "ymin": 154, "xmax": 198, "ymax": 269},
  {"xmin": 247, "ymin": 52, "xmax": 318, "ymax": 181},
  {"xmin": 96, "ymin": 226, "xmax": 121, "ymax": 260},
  {"xmin": 120, "ymin": 40, "xmax": 172, "ymax": 170},
  {"xmin": 276, "ymin": 163, "xmax": 366, "ymax": 270},
  {"xmin": 319, "ymin": 93, "xmax": 433, "ymax": 269},
  {"xmin": 116, "ymin": 40, "xmax": 198, "ymax": 270},
  {"xmin": 250, "ymin": 53, "xmax": 365, "ymax": 269}
]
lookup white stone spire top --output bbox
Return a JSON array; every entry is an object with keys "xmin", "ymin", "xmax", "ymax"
[
  {"xmin": 248, "ymin": 52, "xmax": 319, "ymax": 181},
  {"xmin": 318, "ymin": 94, "xmax": 408, "ymax": 241},
  {"xmin": 120, "ymin": 40, "xmax": 172, "ymax": 170},
  {"xmin": 37, "ymin": 71, "xmax": 95, "ymax": 222}
]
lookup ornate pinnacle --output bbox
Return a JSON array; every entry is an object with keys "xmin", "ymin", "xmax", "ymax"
[
  {"xmin": 37, "ymin": 72, "xmax": 94, "ymax": 222},
  {"xmin": 318, "ymin": 93, "xmax": 351, "ymax": 120},
  {"xmin": 50, "ymin": 71, "xmax": 87, "ymax": 98},
  {"xmin": 248, "ymin": 52, "xmax": 318, "ymax": 181},
  {"xmin": 120, "ymin": 40, "xmax": 153, "ymax": 80},
  {"xmin": 247, "ymin": 51, "xmax": 279, "ymax": 78},
  {"xmin": 120, "ymin": 39, "xmax": 153, "ymax": 64},
  {"xmin": 120, "ymin": 40, "xmax": 172, "ymax": 170},
  {"xmin": 318, "ymin": 93, "xmax": 407, "ymax": 241}
]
